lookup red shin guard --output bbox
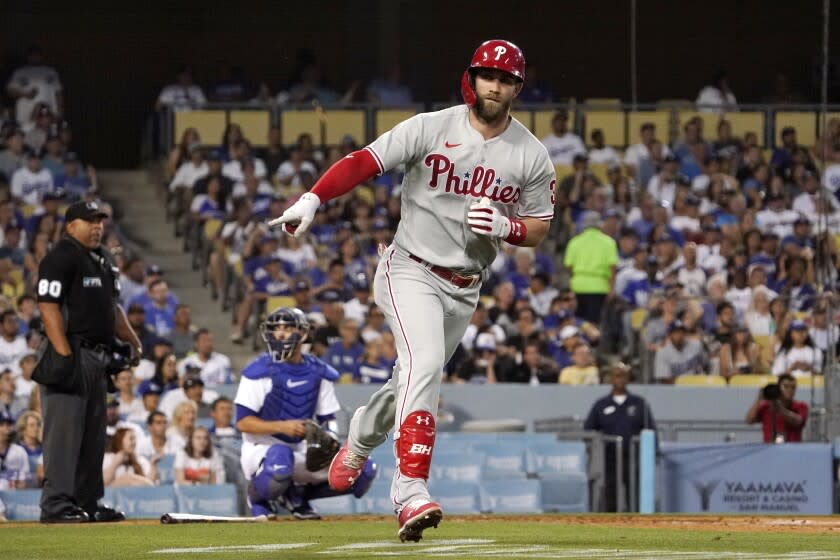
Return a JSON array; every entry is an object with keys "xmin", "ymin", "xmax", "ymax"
[{"xmin": 397, "ymin": 411, "xmax": 436, "ymax": 480}]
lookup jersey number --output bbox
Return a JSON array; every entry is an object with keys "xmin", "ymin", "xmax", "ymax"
[
  {"xmin": 549, "ymin": 179, "xmax": 556, "ymax": 206},
  {"xmin": 37, "ymin": 279, "xmax": 62, "ymax": 298}
]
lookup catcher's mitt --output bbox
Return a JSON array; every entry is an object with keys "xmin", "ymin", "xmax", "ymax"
[{"xmin": 304, "ymin": 420, "xmax": 340, "ymax": 472}]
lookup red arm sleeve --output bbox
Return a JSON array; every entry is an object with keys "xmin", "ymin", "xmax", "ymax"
[{"xmin": 310, "ymin": 148, "xmax": 380, "ymax": 203}]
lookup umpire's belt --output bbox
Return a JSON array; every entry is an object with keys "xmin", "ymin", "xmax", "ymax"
[
  {"xmin": 75, "ymin": 339, "xmax": 110, "ymax": 355},
  {"xmin": 409, "ymin": 254, "xmax": 481, "ymax": 289}
]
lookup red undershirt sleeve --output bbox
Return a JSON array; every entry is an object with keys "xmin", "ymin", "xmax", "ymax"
[{"xmin": 310, "ymin": 148, "xmax": 381, "ymax": 203}]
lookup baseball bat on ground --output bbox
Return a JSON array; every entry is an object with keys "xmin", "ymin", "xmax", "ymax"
[{"xmin": 160, "ymin": 512, "xmax": 272, "ymax": 524}]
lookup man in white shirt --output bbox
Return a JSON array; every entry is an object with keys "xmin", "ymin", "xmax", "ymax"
[
  {"xmin": 156, "ymin": 67, "xmax": 206, "ymax": 111},
  {"xmin": 222, "ymin": 143, "xmax": 268, "ymax": 182},
  {"xmin": 587, "ymin": 129, "xmax": 620, "ymax": 165},
  {"xmin": 646, "ymin": 155, "xmax": 680, "ymax": 206},
  {"xmin": 0, "ymin": 415, "xmax": 30, "ymax": 489},
  {"xmin": 624, "ymin": 122, "xmax": 672, "ymax": 178},
  {"xmin": 169, "ymin": 143, "xmax": 208, "ymax": 192},
  {"xmin": 756, "ymin": 193, "xmax": 799, "ymax": 238},
  {"xmin": 670, "ymin": 194, "xmax": 702, "ymax": 235},
  {"xmin": 676, "ymin": 243, "xmax": 707, "ymax": 298},
  {"xmin": 0, "ymin": 311, "xmax": 28, "ymax": 377},
  {"xmin": 11, "ymin": 149, "xmax": 53, "ymax": 205},
  {"xmin": 343, "ymin": 275, "xmax": 372, "ymax": 325},
  {"xmin": 822, "ymin": 148, "xmax": 840, "ymax": 199},
  {"xmin": 275, "ymin": 146, "xmax": 318, "ymax": 188},
  {"xmin": 541, "ymin": 109, "xmax": 586, "ymax": 165},
  {"xmin": 5, "ymin": 46, "xmax": 63, "ymax": 127},
  {"xmin": 793, "ymin": 171, "xmax": 838, "ymax": 218},
  {"xmin": 159, "ymin": 377, "xmax": 219, "ymax": 421},
  {"xmin": 176, "ymin": 329, "xmax": 233, "ymax": 386}
]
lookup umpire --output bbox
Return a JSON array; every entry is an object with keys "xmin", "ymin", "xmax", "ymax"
[{"xmin": 34, "ymin": 201, "xmax": 142, "ymax": 523}]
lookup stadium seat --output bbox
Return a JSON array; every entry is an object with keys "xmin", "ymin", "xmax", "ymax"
[
  {"xmin": 357, "ymin": 478, "xmax": 395, "ymax": 514},
  {"xmin": 280, "ymin": 110, "xmax": 321, "ymax": 145},
  {"xmin": 117, "ymin": 485, "xmax": 178, "ymax": 519},
  {"xmin": 228, "ymin": 110, "xmax": 271, "ymax": 147},
  {"xmin": 469, "ymin": 443, "xmax": 527, "ymax": 479},
  {"xmin": 526, "ymin": 442, "xmax": 587, "ymax": 475},
  {"xmin": 375, "ymin": 109, "xmax": 417, "ymax": 136},
  {"xmin": 203, "ymin": 218, "xmax": 223, "ymax": 241},
  {"xmin": 0, "ymin": 489, "xmax": 41, "ymax": 520},
  {"xmin": 583, "ymin": 98, "xmax": 621, "ymax": 107},
  {"xmin": 627, "ymin": 111, "xmax": 671, "ymax": 145},
  {"xmin": 583, "ymin": 110, "xmax": 626, "ymax": 147},
  {"xmin": 554, "ymin": 164, "xmax": 574, "ymax": 181},
  {"xmin": 428, "ymin": 480, "xmax": 481, "ymax": 514},
  {"xmin": 729, "ymin": 374, "xmax": 776, "ymax": 387},
  {"xmin": 589, "ymin": 162, "xmax": 610, "ymax": 184},
  {"xmin": 176, "ymin": 483, "xmax": 238, "ymax": 516},
  {"xmin": 429, "ymin": 450, "xmax": 484, "ymax": 483},
  {"xmin": 479, "ymin": 479, "xmax": 542, "ymax": 513},
  {"xmin": 324, "ymin": 110, "xmax": 365, "ymax": 146},
  {"xmin": 157, "ymin": 454, "xmax": 176, "ymax": 485},
  {"xmin": 818, "ymin": 112, "xmax": 840, "ymax": 137},
  {"xmin": 174, "ymin": 110, "xmax": 227, "ymax": 148},
  {"xmin": 796, "ymin": 375, "xmax": 824, "ymax": 389},
  {"xmin": 266, "ymin": 295, "xmax": 296, "ymax": 313},
  {"xmin": 676, "ymin": 111, "xmax": 720, "ymax": 139},
  {"xmin": 774, "ymin": 112, "xmax": 817, "ymax": 147},
  {"xmin": 674, "ymin": 375, "xmax": 726, "ymax": 387},
  {"xmin": 725, "ymin": 112, "xmax": 766, "ymax": 143},
  {"xmin": 511, "ymin": 110, "xmax": 533, "ymax": 131},
  {"xmin": 630, "ymin": 308, "xmax": 648, "ymax": 330},
  {"xmin": 310, "ymin": 494, "xmax": 356, "ymax": 515},
  {"xmin": 539, "ymin": 471, "xmax": 589, "ymax": 513}
]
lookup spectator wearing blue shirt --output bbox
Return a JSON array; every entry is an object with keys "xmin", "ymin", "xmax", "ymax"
[
  {"xmin": 748, "ymin": 233, "xmax": 780, "ymax": 283},
  {"xmin": 53, "ymin": 152, "xmax": 91, "ymax": 202},
  {"xmin": 324, "ymin": 318, "xmax": 364, "ymax": 383},
  {"xmin": 357, "ymin": 338, "xmax": 394, "ymax": 384},
  {"xmin": 584, "ymin": 362, "xmax": 655, "ymax": 511},
  {"xmin": 140, "ymin": 279, "xmax": 177, "ymax": 338},
  {"xmin": 777, "ymin": 256, "xmax": 816, "ymax": 312},
  {"xmin": 780, "ymin": 217, "xmax": 814, "ymax": 250},
  {"xmin": 770, "ymin": 127, "xmax": 799, "ymax": 171},
  {"xmin": 504, "ymin": 247, "xmax": 534, "ymax": 301},
  {"xmin": 549, "ymin": 325, "xmax": 581, "ymax": 370},
  {"xmin": 232, "ymin": 256, "xmax": 292, "ymax": 344}
]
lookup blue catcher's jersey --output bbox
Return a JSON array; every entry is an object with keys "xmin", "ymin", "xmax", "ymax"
[{"xmin": 234, "ymin": 353, "xmax": 341, "ymax": 445}]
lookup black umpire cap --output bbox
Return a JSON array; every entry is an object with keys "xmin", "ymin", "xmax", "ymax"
[{"xmin": 65, "ymin": 201, "xmax": 108, "ymax": 223}]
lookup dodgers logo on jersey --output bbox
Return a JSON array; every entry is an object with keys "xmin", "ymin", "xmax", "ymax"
[{"xmin": 424, "ymin": 154, "xmax": 521, "ymax": 204}]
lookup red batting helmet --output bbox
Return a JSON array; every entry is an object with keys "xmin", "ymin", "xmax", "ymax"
[{"xmin": 461, "ymin": 39, "xmax": 525, "ymax": 106}]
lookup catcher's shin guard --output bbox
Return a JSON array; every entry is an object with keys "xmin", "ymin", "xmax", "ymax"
[
  {"xmin": 397, "ymin": 411, "xmax": 436, "ymax": 480},
  {"xmin": 249, "ymin": 445, "xmax": 294, "ymax": 503}
]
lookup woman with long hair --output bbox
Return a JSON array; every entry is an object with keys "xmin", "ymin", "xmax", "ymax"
[
  {"xmin": 220, "ymin": 123, "xmax": 243, "ymax": 161},
  {"xmin": 152, "ymin": 352, "xmax": 180, "ymax": 394},
  {"xmin": 167, "ymin": 400, "xmax": 197, "ymax": 454},
  {"xmin": 14, "ymin": 410, "xmax": 42, "ymax": 458},
  {"xmin": 174, "ymin": 426, "xmax": 224, "ymax": 485},
  {"xmin": 166, "ymin": 127, "xmax": 200, "ymax": 180},
  {"xmin": 771, "ymin": 321, "xmax": 822, "ymax": 378},
  {"xmin": 102, "ymin": 427, "xmax": 157, "ymax": 487},
  {"xmin": 719, "ymin": 325, "xmax": 764, "ymax": 378},
  {"xmin": 23, "ymin": 232, "xmax": 51, "ymax": 291}
]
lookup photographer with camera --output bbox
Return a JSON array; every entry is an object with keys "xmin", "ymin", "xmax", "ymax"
[
  {"xmin": 745, "ymin": 373, "xmax": 808, "ymax": 443},
  {"xmin": 33, "ymin": 201, "xmax": 142, "ymax": 523}
]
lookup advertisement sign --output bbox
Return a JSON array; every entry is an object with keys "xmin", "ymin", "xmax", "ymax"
[{"xmin": 660, "ymin": 443, "xmax": 833, "ymax": 515}]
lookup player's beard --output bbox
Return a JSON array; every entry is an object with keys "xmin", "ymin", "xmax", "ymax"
[{"xmin": 473, "ymin": 92, "xmax": 511, "ymax": 126}]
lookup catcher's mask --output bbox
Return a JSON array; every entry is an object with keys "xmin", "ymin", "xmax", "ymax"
[{"xmin": 260, "ymin": 307, "xmax": 310, "ymax": 362}]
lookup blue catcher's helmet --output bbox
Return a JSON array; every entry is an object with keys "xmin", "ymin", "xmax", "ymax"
[{"xmin": 260, "ymin": 307, "xmax": 311, "ymax": 362}]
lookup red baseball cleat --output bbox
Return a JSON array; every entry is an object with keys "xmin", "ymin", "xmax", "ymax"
[
  {"xmin": 397, "ymin": 500, "xmax": 443, "ymax": 542},
  {"xmin": 327, "ymin": 443, "xmax": 368, "ymax": 492}
]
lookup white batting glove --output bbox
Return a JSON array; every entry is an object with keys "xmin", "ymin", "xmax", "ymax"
[
  {"xmin": 467, "ymin": 201, "xmax": 511, "ymax": 239},
  {"xmin": 267, "ymin": 192, "xmax": 321, "ymax": 237}
]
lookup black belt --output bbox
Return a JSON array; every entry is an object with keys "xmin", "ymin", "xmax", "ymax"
[
  {"xmin": 76, "ymin": 339, "xmax": 110, "ymax": 354},
  {"xmin": 408, "ymin": 254, "xmax": 481, "ymax": 289}
]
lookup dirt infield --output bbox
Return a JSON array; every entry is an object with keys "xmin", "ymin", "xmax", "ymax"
[{"xmin": 6, "ymin": 514, "xmax": 839, "ymax": 534}]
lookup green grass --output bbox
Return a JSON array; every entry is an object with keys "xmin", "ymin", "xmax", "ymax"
[{"xmin": 2, "ymin": 516, "xmax": 840, "ymax": 560}]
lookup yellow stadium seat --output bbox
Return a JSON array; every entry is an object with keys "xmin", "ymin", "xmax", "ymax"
[
  {"xmin": 554, "ymin": 164, "xmax": 574, "ymax": 180},
  {"xmin": 324, "ymin": 110, "xmax": 365, "ymax": 146},
  {"xmin": 630, "ymin": 308, "xmax": 647, "ymax": 330},
  {"xmin": 818, "ymin": 112, "xmax": 840, "ymax": 136},
  {"xmin": 338, "ymin": 373, "xmax": 356, "ymax": 384},
  {"xmin": 752, "ymin": 335, "xmax": 771, "ymax": 350},
  {"xmin": 375, "ymin": 109, "xmax": 416, "ymax": 136},
  {"xmin": 203, "ymin": 219, "xmax": 223, "ymax": 240},
  {"xmin": 583, "ymin": 110, "xmax": 626, "ymax": 147},
  {"xmin": 775, "ymin": 112, "xmax": 817, "ymax": 147},
  {"xmin": 797, "ymin": 375, "xmax": 824, "ymax": 388},
  {"xmin": 510, "ymin": 110, "xmax": 533, "ymax": 132},
  {"xmin": 479, "ymin": 295, "xmax": 494, "ymax": 309},
  {"xmin": 724, "ymin": 112, "xmax": 766, "ymax": 144},
  {"xmin": 589, "ymin": 162, "xmax": 609, "ymax": 184},
  {"xmin": 9, "ymin": 268, "xmax": 23, "ymax": 289},
  {"xmin": 266, "ymin": 295, "xmax": 296, "ymax": 313},
  {"xmin": 228, "ymin": 110, "xmax": 271, "ymax": 147},
  {"xmin": 534, "ymin": 110, "xmax": 576, "ymax": 139},
  {"xmin": 676, "ymin": 111, "xmax": 720, "ymax": 139},
  {"xmin": 174, "ymin": 110, "xmax": 227, "ymax": 147},
  {"xmin": 583, "ymin": 98, "xmax": 621, "ymax": 107},
  {"xmin": 729, "ymin": 374, "xmax": 776, "ymax": 387},
  {"xmin": 675, "ymin": 375, "xmax": 727, "ymax": 387},
  {"xmin": 233, "ymin": 258, "xmax": 244, "ymax": 279},
  {"xmin": 761, "ymin": 148, "xmax": 773, "ymax": 164},
  {"xmin": 281, "ymin": 110, "xmax": 321, "ymax": 145},
  {"xmin": 627, "ymin": 111, "xmax": 671, "ymax": 145},
  {"xmin": 793, "ymin": 311, "xmax": 809, "ymax": 321}
]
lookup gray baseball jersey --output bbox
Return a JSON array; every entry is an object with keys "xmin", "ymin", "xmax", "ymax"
[
  {"xmin": 341, "ymin": 105, "xmax": 555, "ymax": 513},
  {"xmin": 366, "ymin": 104, "xmax": 555, "ymax": 271}
]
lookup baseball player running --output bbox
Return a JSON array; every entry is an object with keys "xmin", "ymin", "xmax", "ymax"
[
  {"xmin": 270, "ymin": 39, "xmax": 555, "ymax": 540},
  {"xmin": 234, "ymin": 307, "xmax": 376, "ymax": 519}
]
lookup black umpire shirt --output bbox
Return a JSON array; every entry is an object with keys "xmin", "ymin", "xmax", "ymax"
[{"xmin": 36, "ymin": 236, "xmax": 119, "ymax": 346}]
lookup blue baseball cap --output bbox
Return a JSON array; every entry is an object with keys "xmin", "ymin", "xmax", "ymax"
[
  {"xmin": 207, "ymin": 149, "xmax": 224, "ymax": 161},
  {"xmin": 668, "ymin": 320, "xmax": 687, "ymax": 333},
  {"xmin": 317, "ymin": 289, "xmax": 343, "ymax": 303},
  {"xmin": 138, "ymin": 380, "xmax": 163, "ymax": 397},
  {"xmin": 789, "ymin": 320, "xmax": 808, "ymax": 331}
]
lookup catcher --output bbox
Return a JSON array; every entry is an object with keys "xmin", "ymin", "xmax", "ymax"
[{"xmin": 234, "ymin": 307, "xmax": 377, "ymax": 519}]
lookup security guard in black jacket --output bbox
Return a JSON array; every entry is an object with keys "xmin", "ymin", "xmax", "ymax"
[{"xmin": 34, "ymin": 201, "xmax": 143, "ymax": 523}]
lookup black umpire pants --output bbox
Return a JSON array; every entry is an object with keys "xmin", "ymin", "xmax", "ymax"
[{"xmin": 40, "ymin": 346, "xmax": 110, "ymax": 516}]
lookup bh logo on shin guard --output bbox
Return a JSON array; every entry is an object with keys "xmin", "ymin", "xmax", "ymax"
[{"xmin": 398, "ymin": 411, "xmax": 437, "ymax": 480}]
